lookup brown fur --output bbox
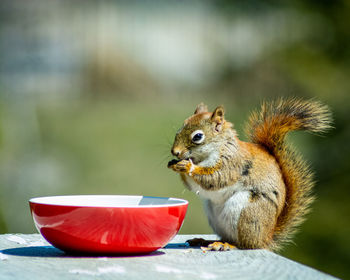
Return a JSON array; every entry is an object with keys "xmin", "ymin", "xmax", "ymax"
[
  {"xmin": 245, "ymin": 98, "xmax": 332, "ymax": 250},
  {"xmin": 169, "ymin": 98, "xmax": 332, "ymax": 251}
]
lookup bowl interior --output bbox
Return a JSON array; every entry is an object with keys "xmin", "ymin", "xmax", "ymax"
[{"xmin": 29, "ymin": 195, "xmax": 188, "ymax": 208}]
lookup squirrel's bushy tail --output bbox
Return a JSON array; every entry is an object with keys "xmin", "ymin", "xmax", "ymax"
[{"xmin": 245, "ymin": 98, "xmax": 332, "ymax": 251}]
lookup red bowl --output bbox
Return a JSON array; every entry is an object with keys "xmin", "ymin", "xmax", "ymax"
[{"xmin": 29, "ymin": 195, "xmax": 188, "ymax": 254}]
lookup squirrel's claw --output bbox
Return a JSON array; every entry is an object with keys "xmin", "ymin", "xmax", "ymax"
[
  {"xmin": 186, "ymin": 238, "xmax": 236, "ymax": 252},
  {"xmin": 202, "ymin": 242, "xmax": 236, "ymax": 252}
]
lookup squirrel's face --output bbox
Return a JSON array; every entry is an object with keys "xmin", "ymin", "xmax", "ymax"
[{"xmin": 171, "ymin": 103, "xmax": 232, "ymax": 165}]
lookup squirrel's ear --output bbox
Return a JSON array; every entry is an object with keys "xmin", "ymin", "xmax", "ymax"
[
  {"xmin": 211, "ymin": 106, "xmax": 225, "ymax": 132},
  {"xmin": 194, "ymin": 103, "xmax": 208, "ymax": 114}
]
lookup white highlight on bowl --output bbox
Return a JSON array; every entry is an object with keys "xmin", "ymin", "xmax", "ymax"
[{"xmin": 29, "ymin": 195, "xmax": 188, "ymax": 208}]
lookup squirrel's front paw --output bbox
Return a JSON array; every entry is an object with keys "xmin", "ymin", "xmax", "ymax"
[{"xmin": 169, "ymin": 159, "xmax": 194, "ymax": 174}]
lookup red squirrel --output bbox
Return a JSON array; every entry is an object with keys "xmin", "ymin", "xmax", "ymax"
[{"xmin": 168, "ymin": 98, "xmax": 332, "ymax": 251}]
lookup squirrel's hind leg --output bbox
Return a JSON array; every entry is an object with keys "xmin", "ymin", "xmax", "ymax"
[{"xmin": 236, "ymin": 195, "xmax": 278, "ymax": 250}]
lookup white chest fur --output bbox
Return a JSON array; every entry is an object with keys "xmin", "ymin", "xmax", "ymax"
[{"xmin": 184, "ymin": 175, "xmax": 251, "ymax": 243}]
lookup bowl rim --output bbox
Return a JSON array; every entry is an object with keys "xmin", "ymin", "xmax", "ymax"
[{"xmin": 29, "ymin": 195, "xmax": 188, "ymax": 208}]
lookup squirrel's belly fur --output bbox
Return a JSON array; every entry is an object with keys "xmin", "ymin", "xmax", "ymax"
[
  {"xmin": 184, "ymin": 175, "xmax": 250, "ymax": 244},
  {"xmin": 205, "ymin": 189, "xmax": 251, "ymax": 244}
]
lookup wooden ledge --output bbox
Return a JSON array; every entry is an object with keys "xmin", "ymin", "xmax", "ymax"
[{"xmin": 0, "ymin": 234, "xmax": 337, "ymax": 280}]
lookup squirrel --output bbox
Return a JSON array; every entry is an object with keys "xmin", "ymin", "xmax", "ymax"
[{"xmin": 168, "ymin": 98, "xmax": 332, "ymax": 251}]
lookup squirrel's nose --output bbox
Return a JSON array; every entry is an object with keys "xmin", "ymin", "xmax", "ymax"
[{"xmin": 171, "ymin": 148, "xmax": 180, "ymax": 158}]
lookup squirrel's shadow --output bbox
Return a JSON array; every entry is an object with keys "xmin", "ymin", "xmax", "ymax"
[{"xmin": 1, "ymin": 246, "xmax": 164, "ymax": 258}]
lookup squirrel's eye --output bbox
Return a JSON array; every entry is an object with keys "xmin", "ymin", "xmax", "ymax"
[{"xmin": 191, "ymin": 130, "xmax": 205, "ymax": 144}]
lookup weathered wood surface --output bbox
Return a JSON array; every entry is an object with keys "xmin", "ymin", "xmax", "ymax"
[{"xmin": 0, "ymin": 234, "xmax": 337, "ymax": 280}]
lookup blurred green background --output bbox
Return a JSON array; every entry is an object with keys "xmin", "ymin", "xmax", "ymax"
[{"xmin": 0, "ymin": 0, "xmax": 349, "ymax": 278}]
